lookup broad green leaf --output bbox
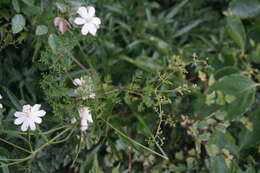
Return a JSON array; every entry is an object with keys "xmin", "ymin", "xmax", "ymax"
[
  {"xmin": 209, "ymin": 74, "xmax": 256, "ymax": 119},
  {"xmin": 12, "ymin": 0, "xmax": 20, "ymax": 13},
  {"xmin": 214, "ymin": 66, "xmax": 240, "ymax": 80},
  {"xmin": 226, "ymin": 16, "xmax": 246, "ymax": 51},
  {"xmin": 209, "ymin": 156, "xmax": 228, "ymax": 173},
  {"xmin": 209, "ymin": 131, "xmax": 238, "ymax": 156},
  {"xmin": 11, "ymin": 14, "xmax": 26, "ymax": 34},
  {"xmin": 36, "ymin": 25, "xmax": 48, "ymax": 35},
  {"xmin": 239, "ymin": 110, "xmax": 260, "ymax": 150},
  {"xmin": 230, "ymin": 0, "xmax": 260, "ymax": 18}
]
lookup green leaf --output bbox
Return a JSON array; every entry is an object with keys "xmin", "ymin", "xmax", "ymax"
[
  {"xmin": 166, "ymin": 0, "xmax": 188, "ymax": 19},
  {"xmin": 48, "ymin": 34, "xmax": 58, "ymax": 54},
  {"xmin": 209, "ymin": 156, "xmax": 228, "ymax": 173},
  {"xmin": 173, "ymin": 18, "xmax": 206, "ymax": 38},
  {"xmin": 230, "ymin": 0, "xmax": 260, "ymax": 19},
  {"xmin": 11, "ymin": 14, "xmax": 26, "ymax": 34},
  {"xmin": 209, "ymin": 74, "xmax": 256, "ymax": 119},
  {"xmin": 55, "ymin": 2, "xmax": 67, "ymax": 13},
  {"xmin": 12, "ymin": 0, "xmax": 20, "ymax": 13},
  {"xmin": 239, "ymin": 110, "xmax": 260, "ymax": 150},
  {"xmin": 226, "ymin": 16, "xmax": 246, "ymax": 51},
  {"xmin": 1, "ymin": 86, "xmax": 22, "ymax": 110},
  {"xmin": 21, "ymin": 0, "xmax": 34, "ymax": 6},
  {"xmin": 120, "ymin": 55, "xmax": 164, "ymax": 72},
  {"xmin": 36, "ymin": 25, "xmax": 48, "ymax": 35},
  {"xmin": 214, "ymin": 66, "xmax": 240, "ymax": 80},
  {"xmin": 91, "ymin": 155, "xmax": 102, "ymax": 173}
]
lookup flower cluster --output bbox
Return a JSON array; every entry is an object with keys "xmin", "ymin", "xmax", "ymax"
[
  {"xmin": 73, "ymin": 76, "xmax": 95, "ymax": 131},
  {"xmin": 73, "ymin": 76, "xmax": 96, "ymax": 99}
]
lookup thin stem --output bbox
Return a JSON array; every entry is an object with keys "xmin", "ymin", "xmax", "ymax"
[
  {"xmin": 38, "ymin": 128, "xmax": 48, "ymax": 142},
  {"xmin": 69, "ymin": 55, "xmax": 91, "ymax": 75},
  {"xmin": 101, "ymin": 117, "xmax": 168, "ymax": 160},
  {"xmin": 71, "ymin": 133, "xmax": 82, "ymax": 168},
  {"xmin": 0, "ymin": 138, "xmax": 31, "ymax": 154},
  {"xmin": 28, "ymin": 131, "xmax": 33, "ymax": 152}
]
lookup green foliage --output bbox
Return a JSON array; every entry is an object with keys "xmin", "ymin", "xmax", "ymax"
[{"xmin": 0, "ymin": 0, "xmax": 260, "ymax": 172}]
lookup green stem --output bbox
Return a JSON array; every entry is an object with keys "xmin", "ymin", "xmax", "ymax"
[
  {"xmin": 28, "ymin": 131, "xmax": 33, "ymax": 152},
  {"xmin": 38, "ymin": 128, "xmax": 48, "ymax": 142},
  {"xmin": 101, "ymin": 117, "xmax": 168, "ymax": 160},
  {"xmin": 0, "ymin": 138, "xmax": 31, "ymax": 154}
]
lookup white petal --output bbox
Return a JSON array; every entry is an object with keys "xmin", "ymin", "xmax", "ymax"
[
  {"xmin": 14, "ymin": 117, "xmax": 25, "ymax": 125},
  {"xmin": 81, "ymin": 24, "xmax": 89, "ymax": 35},
  {"xmin": 86, "ymin": 114, "xmax": 93, "ymax": 123},
  {"xmin": 77, "ymin": 7, "xmax": 88, "ymax": 18},
  {"xmin": 0, "ymin": 104, "xmax": 3, "ymax": 109},
  {"xmin": 29, "ymin": 122, "xmax": 36, "ymax": 131},
  {"xmin": 89, "ymin": 93, "xmax": 96, "ymax": 98},
  {"xmin": 14, "ymin": 112, "xmax": 25, "ymax": 118},
  {"xmin": 86, "ymin": 23, "xmax": 97, "ymax": 36},
  {"xmin": 92, "ymin": 17, "xmax": 101, "ymax": 25},
  {"xmin": 81, "ymin": 119, "xmax": 88, "ymax": 126},
  {"xmin": 32, "ymin": 116, "xmax": 42, "ymax": 124},
  {"xmin": 0, "ymin": 94, "xmax": 2, "ymax": 99},
  {"xmin": 87, "ymin": 6, "xmax": 95, "ymax": 17},
  {"xmin": 74, "ymin": 17, "xmax": 85, "ymax": 25},
  {"xmin": 21, "ymin": 121, "xmax": 29, "ymax": 131},
  {"xmin": 31, "ymin": 104, "xmax": 41, "ymax": 112},
  {"xmin": 54, "ymin": 17, "xmax": 62, "ymax": 26},
  {"xmin": 36, "ymin": 110, "xmax": 46, "ymax": 117},
  {"xmin": 22, "ymin": 105, "xmax": 31, "ymax": 112},
  {"xmin": 81, "ymin": 124, "xmax": 88, "ymax": 131}
]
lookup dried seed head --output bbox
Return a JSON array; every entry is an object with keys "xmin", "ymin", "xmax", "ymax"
[{"xmin": 54, "ymin": 17, "xmax": 71, "ymax": 34}]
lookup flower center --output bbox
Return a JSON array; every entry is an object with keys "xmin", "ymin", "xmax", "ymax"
[
  {"xmin": 85, "ymin": 17, "xmax": 92, "ymax": 23},
  {"xmin": 26, "ymin": 111, "xmax": 33, "ymax": 117}
]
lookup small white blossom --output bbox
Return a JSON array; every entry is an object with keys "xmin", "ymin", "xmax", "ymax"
[
  {"xmin": 78, "ymin": 107, "xmax": 93, "ymax": 131},
  {"xmin": 73, "ymin": 76, "xmax": 96, "ymax": 99},
  {"xmin": 14, "ymin": 104, "xmax": 46, "ymax": 131},
  {"xmin": 74, "ymin": 6, "xmax": 101, "ymax": 36},
  {"xmin": 0, "ymin": 94, "xmax": 2, "ymax": 109},
  {"xmin": 73, "ymin": 77, "xmax": 85, "ymax": 86}
]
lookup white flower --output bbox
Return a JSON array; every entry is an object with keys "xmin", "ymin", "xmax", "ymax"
[
  {"xmin": 14, "ymin": 104, "xmax": 46, "ymax": 131},
  {"xmin": 74, "ymin": 6, "xmax": 101, "ymax": 36},
  {"xmin": 73, "ymin": 77, "xmax": 85, "ymax": 86},
  {"xmin": 0, "ymin": 94, "xmax": 2, "ymax": 109},
  {"xmin": 73, "ymin": 76, "xmax": 96, "ymax": 99},
  {"xmin": 78, "ymin": 107, "xmax": 93, "ymax": 131}
]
